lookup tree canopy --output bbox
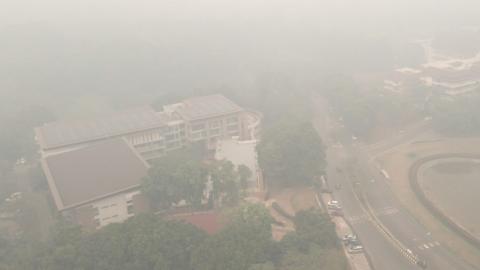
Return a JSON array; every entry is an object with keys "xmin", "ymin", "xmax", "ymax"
[
  {"xmin": 0, "ymin": 205, "xmax": 347, "ymax": 270},
  {"xmin": 142, "ymin": 148, "xmax": 250, "ymax": 210},
  {"xmin": 429, "ymin": 92, "xmax": 480, "ymax": 135},
  {"xmin": 257, "ymin": 120, "xmax": 326, "ymax": 187}
]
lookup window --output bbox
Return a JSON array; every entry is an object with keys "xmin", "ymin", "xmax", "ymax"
[
  {"xmin": 227, "ymin": 116, "xmax": 238, "ymax": 124},
  {"xmin": 210, "ymin": 120, "xmax": 221, "ymax": 128},
  {"xmin": 192, "ymin": 123, "xmax": 206, "ymax": 131},
  {"xmin": 93, "ymin": 207, "xmax": 100, "ymax": 217},
  {"xmin": 127, "ymin": 204, "xmax": 134, "ymax": 215},
  {"xmin": 94, "ymin": 217, "xmax": 101, "ymax": 227},
  {"xmin": 210, "ymin": 128, "xmax": 221, "ymax": 136},
  {"xmin": 227, "ymin": 125, "xmax": 238, "ymax": 131}
]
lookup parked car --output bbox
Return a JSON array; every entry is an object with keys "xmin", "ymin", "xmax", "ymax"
[
  {"xmin": 348, "ymin": 245, "xmax": 364, "ymax": 254},
  {"xmin": 327, "ymin": 200, "xmax": 342, "ymax": 210},
  {"xmin": 342, "ymin": 234, "xmax": 357, "ymax": 244}
]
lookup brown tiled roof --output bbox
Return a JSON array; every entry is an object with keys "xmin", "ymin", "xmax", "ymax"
[
  {"xmin": 170, "ymin": 211, "xmax": 223, "ymax": 235},
  {"xmin": 42, "ymin": 138, "xmax": 149, "ymax": 210}
]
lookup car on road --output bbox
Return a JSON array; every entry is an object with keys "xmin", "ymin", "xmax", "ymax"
[
  {"xmin": 327, "ymin": 200, "xmax": 342, "ymax": 210},
  {"xmin": 348, "ymin": 245, "xmax": 364, "ymax": 254},
  {"xmin": 5, "ymin": 192, "xmax": 22, "ymax": 203},
  {"xmin": 342, "ymin": 234, "xmax": 357, "ymax": 244}
]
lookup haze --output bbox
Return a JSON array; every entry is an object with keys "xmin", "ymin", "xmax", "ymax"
[{"xmin": 1, "ymin": 1, "xmax": 480, "ymax": 270}]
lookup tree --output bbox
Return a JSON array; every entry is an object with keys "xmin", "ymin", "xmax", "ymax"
[
  {"xmin": 279, "ymin": 244, "xmax": 348, "ymax": 270},
  {"xmin": 430, "ymin": 92, "xmax": 480, "ymax": 135},
  {"xmin": 209, "ymin": 160, "xmax": 244, "ymax": 206},
  {"xmin": 142, "ymin": 152, "xmax": 209, "ymax": 209},
  {"xmin": 191, "ymin": 204, "xmax": 274, "ymax": 270},
  {"xmin": 0, "ymin": 105, "xmax": 55, "ymax": 165},
  {"xmin": 257, "ymin": 120, "xmax": 326, "ymax": 187},
  {"xmin": 293, "ymin": 209, "xmax": 338, "ymax": 249},
  {"xmin": 238, "ymin": 164, "xmax": 252, "ymax": 190}
]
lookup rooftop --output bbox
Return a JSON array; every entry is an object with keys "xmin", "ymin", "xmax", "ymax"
[
  {"xmin": 175, "ymin": 94, "xmax": 244, "ymax": 121},
  {"xmin": 42, "ymin": 138, "xmax": 149, "ymax": 210},
  {"xmin": 35, "ymin": 106, "xmax": 167, "ymax": 150},
  {"xmin": 169, "ymin": 211, "xmax": 223, "ymax": 235}
]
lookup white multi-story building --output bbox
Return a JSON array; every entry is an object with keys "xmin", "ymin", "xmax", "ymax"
[{"xmin": 35, "ymin": 94, "xmax": 247, "ymax": 161}]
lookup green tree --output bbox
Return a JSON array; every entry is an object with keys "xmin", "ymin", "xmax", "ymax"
[
  {"xmin": 238, "ymin": 164, "xmax": 252, "ymax": 190},
  {"xmin": 257, "ymin": 121, "xmax": 326, "ymax": 187},
  {"xmin": 293, "ymin": 209, "xmax": 338, "ymax": 249},
  {"xmin": 430, "ymin": 92, "xmax": 480, "ymax": 135},
  {"xmin": 280, "ymin": 244, "xmax": 348, "ymax": 270},
  {"xmin": 209, "ymin": 160, "xmax": 244, "ymax": 206},
  {"xmin": 142, "ymin": 150, "xmax": 209, "ymax": 209},
  {"xmin": 191, "ymin": 204, "xmax": 274, "ymax": 270}
]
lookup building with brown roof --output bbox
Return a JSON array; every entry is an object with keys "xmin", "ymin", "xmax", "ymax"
[
  {"xmin": 42, "ymin": 138, "xmax": 150, "ymax": 230},
  {"xmin": 36, "ymin": 94, "xmax": 254, "ymax": 229}
]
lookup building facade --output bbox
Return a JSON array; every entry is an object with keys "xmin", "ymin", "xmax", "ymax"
[
  {"xmin": 36, "ymin": 94, "xmax": 257, "ymax": 230},
  {"xmin": 35, "ymin": 94, "xmax": 247, "ymax": 162}
]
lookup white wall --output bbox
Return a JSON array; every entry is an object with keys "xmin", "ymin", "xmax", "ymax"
[{"xmin": 92, "ymin": 190, "xmax": 140, "ymax": 228}]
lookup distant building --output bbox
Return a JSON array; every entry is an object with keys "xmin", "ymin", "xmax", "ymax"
[
  {"xmin": 36, "ymin": 94, "xmax": 261, "ymax": 229},
  {"xmin": 35, "ymin": 94, "xmax": 247, "ymax": 161},
  {"xmin": 41, "ymin": 138, "xmax": 150, "ymax": 230}
]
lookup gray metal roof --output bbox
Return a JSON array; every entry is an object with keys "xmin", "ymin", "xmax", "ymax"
[
  {"xmin": 42, "ymin": 138, "xmax": 149, "ymax": 210},
  {"xmin": 36, "ymin": 107, "xmax": 166, "ymax": 149},
  {"xmin": 176, "ymin": 94, "xmax": 244, "ymax": 121}
]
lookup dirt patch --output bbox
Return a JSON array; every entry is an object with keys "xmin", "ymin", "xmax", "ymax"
[
  {"xmin": 420, "ymin": 159, "xmax": 480, "ymax": 239},
  {"xmin": 267, "ymin": 186, "xmax": 319, "ymax": 241},
  {"xmin": 376, "ymin": 137, "xmax": 480, "ymax": 267},
  {"xmin": 430, "ymin": 161, "xmax": 478, "ymax": 174}
]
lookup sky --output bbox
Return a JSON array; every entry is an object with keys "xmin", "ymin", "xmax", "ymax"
[
  {"xmin": 2, "ymin": 0, "xmax": 480, "ymax": 30},
  {"xmin": 1, "ymin": 0, "xmax": 480, "ymax": 114}
]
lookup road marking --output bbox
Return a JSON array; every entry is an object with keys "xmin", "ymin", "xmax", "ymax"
[{"xmin": 418, "ymin": 242, "xmax": 440, "ymax": 250}]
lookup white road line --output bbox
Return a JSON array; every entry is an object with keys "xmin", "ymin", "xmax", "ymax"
[{"xmin": 419, "ymin": 242, "xmax": 440, "ymax": 250}]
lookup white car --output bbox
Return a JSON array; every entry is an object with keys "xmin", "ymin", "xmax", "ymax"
[
  {"xmin": 5, "ymin": 192, "xmax": 22, "ymax": 203},
  {"xmin": 327, "ymin": 200, "xmax": 342, "ymax": 210},
  {"xmin": 348, "ymin": 245, "xmax": 364, "ymax": 254},
  {"xmin": 327, "ymin": 200, "xmax": 339, "ymax": 206}
]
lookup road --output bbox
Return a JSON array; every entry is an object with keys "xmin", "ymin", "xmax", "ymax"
[{"xmin": 313, "ymin": 95, "xmax": 478, "ymax": 270}]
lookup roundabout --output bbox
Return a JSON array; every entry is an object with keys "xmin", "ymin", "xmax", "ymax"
[{"xmin": 409, "ymin": 153, "xmax": 480, "ymax": 249}]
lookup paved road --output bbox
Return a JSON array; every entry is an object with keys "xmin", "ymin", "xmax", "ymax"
[{"xmin": 313, "ymin": 95, "xmax": 478, "ymax": 270}]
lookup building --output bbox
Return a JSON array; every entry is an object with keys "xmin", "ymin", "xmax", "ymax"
[
  {"xmin": 35, "ymin": 94, "xmax": 247, "ymax": 161},
  {"xmin": 36, "ymin": 94, "xmax": 260, "ymax": 229},
  {"xmin": 215, "ymin": 137, "xmax": 260, "ymax": 191},
  {"xmin": 41, "ymin": 138, "xmax": 150, "ymax": 230}
]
